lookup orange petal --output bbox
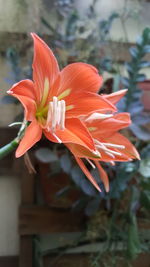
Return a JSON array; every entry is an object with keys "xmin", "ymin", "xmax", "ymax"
[
  {"xmin": 98, "ymin": 150, "xmax": 130, "ymax": 162},
  {"xmin": 66, "ymin": 143, "xmax": 130, "ymax": 162},
  {"xmin": 58, "ymin": 62, "xmax": 103, "ymax": 96},
  {"xmin": 7, "ymin": 79, "xmax": 36, "ymax": 100},
  {"xmin": 94, "ymin": 161, "xmax": 109, "ymax": 192},
  {"xmin": 75, "ymin": 157, "xmax": 101, "ymax": 192},
  {"xmin": 103, "ymin": 132, "xmax": 140, "ymax": 160},
  {"xmin": 44, "ymin": 118, "xmax": 96, "ymax": 151},
  {"xmin": 7, "ymin": 80, "xmax": 37, "ymax": 121},
  {"xmin": 87, "ymin": 112, "xmax": 131, "ymax": 138},
  {"xmin": 16, "ymin": 120, "xmax": 42, "ymax": 157},
  {"xmin": 31, "ymin": 33, "xmax": 59, "ymax": 103},
  {"xmin": 17, "ymin": 96, "xmax": 36, "ymax": 121},
  {"xmin": 66, "ymin": 143, "xmax": 101, "ymax": 159},
  {"xmin": 103, "ymin": 89, "xmax": 127, "ymax": 105},
  {"xmin": 65, "ymin": 92, "xmax": 116, "ymax": 118}
]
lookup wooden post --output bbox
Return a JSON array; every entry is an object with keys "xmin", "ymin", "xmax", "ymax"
[{"xmin": 19, "ymin": 161, "xmax": 35, "ymax": 267}]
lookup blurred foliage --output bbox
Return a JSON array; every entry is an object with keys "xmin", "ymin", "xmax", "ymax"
[
  {"xmin": 41, "ymin": 0, "xmax": 119, "ymax": 72},
  {"xmin": 119, "ymin": 27, "xmax": 150, "ymax": 141},
  {"xmin": 1, "ymin": 0, "xmax": 150, "ymax": 265}
]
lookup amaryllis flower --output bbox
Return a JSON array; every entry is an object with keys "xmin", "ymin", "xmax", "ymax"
[
  {"xmin": 66, "ymin": 90, "xmax": 140, "ymax": 192},
  {"xmin": 7, "ymin": 33, "xmax": 116, "ymax": 157}
]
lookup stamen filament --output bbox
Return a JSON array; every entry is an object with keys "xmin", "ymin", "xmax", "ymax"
[
  {"xmin": 96, "ymin": 145, "xmax": 122, "ymax": 156},
  {"xmin": 105, "ymin": 151, "xmax": 115, "ymax": 158},
  {"xmin": 86, "ymin": 113, "xmax": 113, "ymax": 122},
  {"xmin": 52, "ymin": 97, "xmax": 58, "ymax": 130},
  {"xmin": 60, "ymin": 100, "xmax": 66, "ymax": 130},
  {"xmin": 94, "ymin": 139, "xmax": 123, "ymax": 157},
  {"xmin": 92, "ymin": 150, "xmax": 101, "ymax": 157},
  {"xmin": 86, "ymin": 158, "xmax": 96, "ymax": 169},
  {"xmin": 53, "ymin": 133, "xmax": 62, "ymax": 143},
  {"xmin": 110, "ymin": 161, "xmax": 115, "ymax": 166},
  {"xmin": 57, "ymin": 101, "xmax": 61, "ymax": 126},
  {"xmin": 102, "ymin": 143, "xmax": 125, "ymax": 149}
]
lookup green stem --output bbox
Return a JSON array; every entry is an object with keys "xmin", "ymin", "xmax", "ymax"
[
  {"xmin": 0, "ymin": 120, "xmax": 28, "ymax": 160},
  {"xmin": 0, "ymin": 138, "xmax": 19, "ymax": 160}
]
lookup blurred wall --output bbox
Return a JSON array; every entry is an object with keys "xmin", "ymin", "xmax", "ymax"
[
  {"xmin": 75, "ymin": 0, "xmax": 150, "ymax": 43},
  {"xmin": 0, "ymin": 177, "xmax": 20, "ymax": 256},
  {"xmin": 0, "ymin": 0, "xmax": 41, "ymax": 33}
]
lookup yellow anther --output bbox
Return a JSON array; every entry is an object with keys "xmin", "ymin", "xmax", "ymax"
[{"xmin": 58, "ymin": 89, "xmax": 71, "ymax": 100}]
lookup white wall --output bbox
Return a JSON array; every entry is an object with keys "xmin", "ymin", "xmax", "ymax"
[
  {"xmin": 0, "ymin": 0, "xmax": 41, "ymax": 33},
  {"xmin": 75, "ymin": 0, "xmax": 150, "ymax": 43},
  {"xmin": 0, "ymin": 176, "xmax": 20, "ymax": 256}
]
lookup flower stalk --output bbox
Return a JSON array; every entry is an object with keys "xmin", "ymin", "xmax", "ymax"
[{"xmin": 0, "ymin": 120, "xmax": 27, "ymax": 160}]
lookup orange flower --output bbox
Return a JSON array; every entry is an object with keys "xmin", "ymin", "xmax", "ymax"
[
  {"xmin": 66, "ymin": 90, "xmax": 140, "ymax": 192},
  {"xmin": 7, "ymin": 33, "xmax": 116, "ymax": 157}
]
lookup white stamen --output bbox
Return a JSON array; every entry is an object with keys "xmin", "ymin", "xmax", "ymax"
[
  {"xmin": 60, "ymin": 100, "xmax": 66, "ymax": 130},
  {"xmin": 8, "ymin": 122, "xmax": 22, "ymax": 127},
  {"xmin": 86, "ymin": 158, "xmax": 96, "ymax": 169},
  {"xmin": 94, "ymin": 139, "xmax": 123, "ymax": 158},
  {"xmin": 102, "ymin": 143, "xmax": 125, "ymax": 149},
  {"xmin": 92, "ymin": 150, "xmax": 101, "ymax": 157},
  {"xmin": 57, "ymin": 101, "xmax": 61, "ymax": 125},
  {"xmin": 110, "ymin": 161, "xmax": 115, "ymax": 166},
  {"xmin": 105, "ymin": 151, "xmax": 115, "ymax": 158},
  {"xmin": 86, "ymin": 113, "xmax": 113, "ymax": 122},
  {"xmin": 46, "ymin": 97, "xmax": 66, "ymax": 133},
  {"xmin": 96, "ymin": 145, "xmax": 122, "ymax": 156},
  {"xmin": 53, "ymin": 133, "xmax": 62, "ymax": 143},
  {"xmin": 52, "ymin": 97, "xmax": 58, "ymax": 130}
]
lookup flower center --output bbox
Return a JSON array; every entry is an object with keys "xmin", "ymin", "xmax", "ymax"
[{"xmin": 46, "ymin": 96, "xmax": 66, "ymax": 132}]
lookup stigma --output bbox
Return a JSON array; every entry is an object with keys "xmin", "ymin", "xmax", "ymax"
[{"xmin": 46, "ymin": 96, "xmax": 66, "ymax": 132}]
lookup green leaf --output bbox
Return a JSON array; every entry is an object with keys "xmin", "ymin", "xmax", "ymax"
[
  {"xmin": 80, "ymin": 177, "xmax": 97, "ymax": 196},
  {"xmin": 126, "ymin": 214, "xmax": 141, "ymax": 260},
  {"xmin": 142, "ymin": 27, "xmax": 150, "ymax": 41},
  {"xmin": 141, "ymin": 180, "xmax": 150, "ymax": 191},
  {"xmin": 139, "ymin": 61, "xmax": 150, "ymax": 68},
  {"xmin": 41, "ymin": 17, "xmax": 55, "ymax": 34},
  {"xmin": 130, "ymin": 124, "xmax": 150, "ymax": 141},
  {"xmin": 121, "ymin": 77, "xmax": 129, "ymax": 87},
  {"xmin": 60, "ymin": 154, "xmax": 72, "ymax": 174},
  {"xmin": 35, "ymin": 148, "xmax": 58, "ymax": 163},
  {"xmin": 85, "ymin": 198, "xmax": 100, "ymax": 216},
  {"xmin": 136, "ymin": 73, "xmax": 146, "ymax": 82},
  {"xmin": 125, "ymin": 62, "xmax": 134, "ymax": 74},
  {"xmin": 33, "ymin": 237, "xmax": 43, "ymax": 267},
  {"xmin": 71, "ymin": 165, "xmax": 84, "ymax": 186},
  {"xmin": 139, "ymin": 159, "xmax": 150, "ymax": 178},
  {"xmin": 143, "ymin": 45, "xmax": 150, "ymax": 53},
  {"xmin": 136, "ymin": 36, "xmax": 143, "ymax": 46},
  {"xmin": 129, "ymin": 47, "xmax": 138, "ymax": 58},
  {"xmin": 109, "ymin": 12, "xmax": 119, "ymax": 21},
  {"xmin": 56, "ymin": 186, "xmax": 70, "ymax": 198},
  {"xmin": 140, "ymin": 191, "xmax": 150, "ymax": 210},
  {"xmin": 112, "ymin": 74, "xmax": 121, "ymax": 92}
]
